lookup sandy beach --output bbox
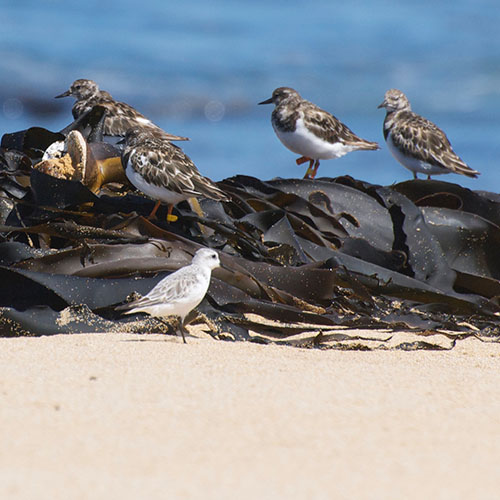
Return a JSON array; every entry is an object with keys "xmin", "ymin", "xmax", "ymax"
[{"xmin": 1, "ymin": 331, "xmax": 500, "ymax": 500}]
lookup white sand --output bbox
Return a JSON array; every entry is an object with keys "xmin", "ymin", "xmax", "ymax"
[{"xmin": 1, "ymin": 332, "xmax": 500, "ymax": 500}]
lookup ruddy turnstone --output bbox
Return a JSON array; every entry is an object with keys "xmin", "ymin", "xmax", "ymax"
[
  {"xmin": 117, "ymin": 247, "xmax": 220, "ymax": 343},
  {"xmin": 378, "ymin": 89, "xmax": 479, "ymax": 179},
  {"xmin": 55, "ymin": 78, "xmax": 188, "ymax": 142},
  {"xmin": 259, "ymin": 87, "xmax": 379, "ymax": 179},
  {"xmin": 121, "ymin": 127, "xmax": 228, "ymax": 222}
]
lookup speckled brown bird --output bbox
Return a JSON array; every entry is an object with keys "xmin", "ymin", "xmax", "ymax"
[
  {"xmin": 378, "ymin": 88, "xmax": 479, "ymax": 179},
  {"xmin": 121, "ymin": 127, "xmax": 228, "ymax": 222},
  {"xmin": 259, "ymin": 87, "xmax": 379, "ymax": 179},
  {"xmin": 56, "ymin": 78, "xmax": 188, "ymax": 142}
]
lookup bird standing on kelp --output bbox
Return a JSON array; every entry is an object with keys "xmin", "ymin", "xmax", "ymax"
[
  {"xmin": 121, "ymin": 127, "xmax": 228, "ymax": 222},
  {"xmin": 259, "ymin": 87, "xmax": 379, "ymax": 179},
  {"xmin": 56, "ymin": 78, "xmax": 188, "ymax": 142},
  {"xmin": 378, "ymin": 88, "xmax": 479, "ymax": 179}
]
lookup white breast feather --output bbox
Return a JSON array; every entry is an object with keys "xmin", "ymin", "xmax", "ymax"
[{"xmin": 274, "ymin": 118, "xmax": 357, "ymax": 160}]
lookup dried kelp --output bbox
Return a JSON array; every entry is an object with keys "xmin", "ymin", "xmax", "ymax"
[{"xmin": 0, "ymin": 124, "xmax": 500, "ymax": 349}]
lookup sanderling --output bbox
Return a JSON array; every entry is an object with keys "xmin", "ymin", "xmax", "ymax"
[{"xmin": 117, "ymin": 247, "xmax": 221, "ymax": 343}]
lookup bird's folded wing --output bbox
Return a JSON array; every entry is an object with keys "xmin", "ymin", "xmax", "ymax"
[
  {"xmin": 391, "ymin": 114, "xmax": 457, "ymax": 167},
  {"xmin": 301, "ymin": 106, "xmax": 363, "ymax": 145},
  {"xmin": 133, "ymin": 268, "xmax": 203, "ymax": 309}
]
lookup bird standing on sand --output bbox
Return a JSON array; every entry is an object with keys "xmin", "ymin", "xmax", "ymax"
[
  {"xmin": 378, "ymin": 88, "xmax": 479, "ymax": 180},
  {"xmin": 259, "ymin": 87, "xmax": 379, "ymax": 179},
  {"xmin": 117, "ymin": 247, "xmax": 221, "ymax": 343},
  {"xmin": 121, "ymin": 127, "xmax": 228, "ymax": 222},
  {"xmin": 55, "ymin": 78, "xmax": 188, "ymax": 142}
]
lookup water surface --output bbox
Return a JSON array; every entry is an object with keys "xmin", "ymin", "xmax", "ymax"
[{"xmin": 1, "ymin": 1, "xmax": 499, "ymax": 190}]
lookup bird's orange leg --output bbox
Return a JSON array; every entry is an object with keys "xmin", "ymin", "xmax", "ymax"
[
  {"xmin": 147, "ymin": 200, "xmax": 161, "ymax": 219},
  {"xmin": 296, "ymin": 156, "xmax": 311, "ymax": 166},
  {"xmin": 310, "ymin": 160, "xmax": 321, "ymax": 179},
  {"xmin": 147, "ymin": 201, "xmax": 178, "ymax": 223},
  {"xmin": 303, "ymin": 159, "xmax": 316, "ymax": 179}
]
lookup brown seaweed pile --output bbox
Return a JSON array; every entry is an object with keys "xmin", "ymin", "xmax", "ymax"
[{"xmin": 0, "ymin": 111, "xmax": 499, "ymax": 350}]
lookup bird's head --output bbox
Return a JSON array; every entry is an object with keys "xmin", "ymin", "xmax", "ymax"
[
  {"xmin": 192, "ymin": 248, "xmax": 221, "ymax": 271},
  {"xmin": 377, "ymin": 88, "xmax": 411, "ymax": 113},
  {"xmin": 258, "ymin": 87, "xmax": 301, "ymax": 106},
  {"xmin": 55, "ymin": 79, "xmax": 100, "ymax": 100}
]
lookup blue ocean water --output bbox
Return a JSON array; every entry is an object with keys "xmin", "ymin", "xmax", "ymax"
[{"xmin": 1, "ymin": 0, "xmax": 499, "ymax": 191}]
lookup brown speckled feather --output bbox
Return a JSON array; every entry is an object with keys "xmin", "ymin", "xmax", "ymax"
[
  {"xmin": 260, "ymin": 86, "xmax": 379, "ymax": 179},
  {"xmin": 299, "ymin": 101, "xmax": 378, "ymax": 148},
  {"xmin": 386, "ymin": 111, "xmax": 474, "ymax": 174},
  {"xmin": 270, "ymin": 87, "xmax": 378, "ymax": 149},
  {"xmin": 57, "ymin": 79, "xmax": 188, "ymax": 141},
  {"xmin": 379, "ymin": 88, "xmax": 479, "ymax": 178},
  {"xmin": 122, "ymin": 128, "xmax": 228, "ymax": 201}
]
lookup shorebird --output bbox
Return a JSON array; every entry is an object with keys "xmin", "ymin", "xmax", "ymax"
[
  {"xmin": 378, "ymin": 88, "xmax": 479, "ymax": 179},
  {"xmin": 259, "ymin": 87, "xmax": 379, "ymax": 179},
  {"xmin": 117, "ymin": 247, "xmax": 220, "ymax": 343},
  {"xmin": 121, "ymin": 127, "xmax": 228, "ymax": 222},
  {"xmin": 56, "ymin": 78, "xmax": 188, "ymax": 142}
]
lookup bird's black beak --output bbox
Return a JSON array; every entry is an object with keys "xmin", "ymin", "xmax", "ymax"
[
  {"xmin": 116, "ymin": 136, "xmax": 126, "ymax": 145},
  {"xmin": 377, "ymin": 101, "xmax": 385, "ymax": 109},
  {"xmin": 258, "ymin": 97, "xmax": 273, "ymax": 105},
  {"xmin": 55, "ymin": 90, "xmax": 71, "ymax": 99}
]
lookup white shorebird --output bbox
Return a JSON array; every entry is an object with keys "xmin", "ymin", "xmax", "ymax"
[
  {"xmin": 259, "ymin": 87, "xmax": 379, "ymax": 179},
  {"xmin": 117, "ymin": 248, "xmax": 221, "ymax": 343}
]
